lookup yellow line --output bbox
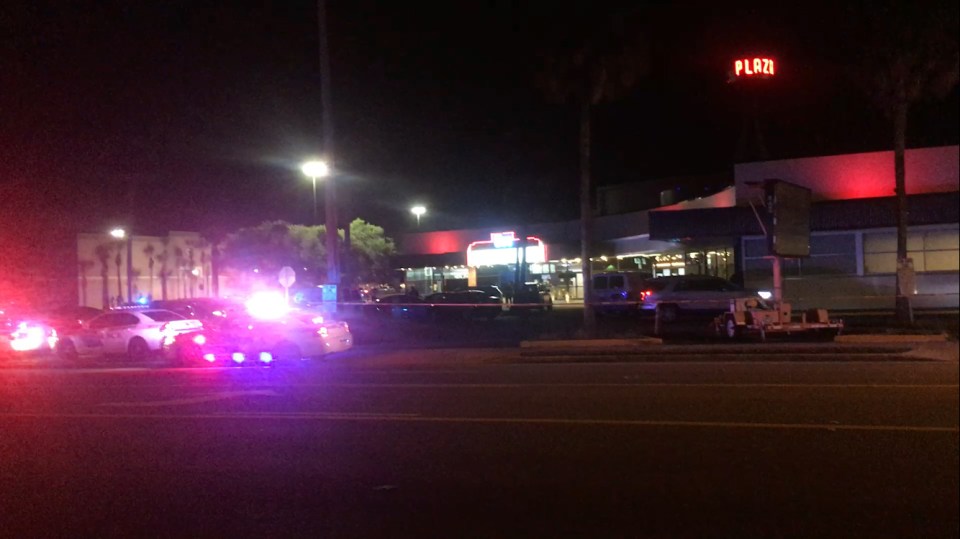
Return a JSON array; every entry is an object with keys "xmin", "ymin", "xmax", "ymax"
[{"xmin": 0, "ymin": 412, "xmax": 955, "ymax": 433}]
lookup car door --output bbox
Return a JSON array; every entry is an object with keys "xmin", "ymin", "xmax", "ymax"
[
  {"xmin": 101, "ymin": 313, "xmax": 141, "ymax": 354},
  {"xmin": 80, "ymin": 314, "xmax": 115, "ymax": 353}
]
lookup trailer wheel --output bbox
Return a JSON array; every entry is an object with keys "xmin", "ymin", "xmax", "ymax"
[{"xmin": 724, "ymin": 317, "xmax": 743, "ymax": 340}]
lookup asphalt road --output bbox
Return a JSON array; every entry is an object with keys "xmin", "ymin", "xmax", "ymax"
[{"xmin": 1, "ymin": 350, "xmax": 957, "ymax": 538}]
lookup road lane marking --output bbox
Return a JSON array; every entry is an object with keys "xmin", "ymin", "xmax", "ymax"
[
  {"xmin": 98, "ymin": 390, "xmax": 282, "ymax": 407},
  {"xmin": 236, "ymin": 382, "xmax": 959, "ymax": 390},
  {"xmin": 0, "ymin": 412, "xmax": 955, "ymax": 433}
]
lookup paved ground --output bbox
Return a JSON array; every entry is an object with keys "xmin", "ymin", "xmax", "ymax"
[{"xmin": 1, "ymin": 349, "xmax": 956, "ymax": 538}]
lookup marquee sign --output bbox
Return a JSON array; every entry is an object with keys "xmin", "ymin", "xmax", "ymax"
[
  {"xmin": 733, "ymin": 57, "xmax": 776, "ymax": 78},
  {"xmin": 466, "ymin": 232, "xmax": 546, "ymax": 267}
]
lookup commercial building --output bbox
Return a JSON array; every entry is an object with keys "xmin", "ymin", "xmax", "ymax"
[
  {"xmin": 77, "ymin": 231, "xmax": 218, "ymax": 309},
  {"xmin": 395, "ymin": 146, "xmax": 959, "ymax": 310}
]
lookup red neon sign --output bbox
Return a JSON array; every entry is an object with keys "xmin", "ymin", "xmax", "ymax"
[{"xmin": 733, "ymin": 57, "xmax": 775, "ymax": 78}]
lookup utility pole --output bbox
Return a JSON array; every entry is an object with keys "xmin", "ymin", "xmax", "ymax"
[{"xmin": 317, "ymin": 0, "xmax": 339, "ymax": 287}]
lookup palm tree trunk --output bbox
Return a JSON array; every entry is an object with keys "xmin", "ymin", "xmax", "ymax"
[
  {"xmin": 893, "ymin": 100, "xmax": 913, "ymax": 324},
  {"xmin": 580, "ymin": 93, "xmax": 596, "ymax": 336},
  {"xmin": 115, "ymin": 253, "xmax": 123, "ymax": 304}
]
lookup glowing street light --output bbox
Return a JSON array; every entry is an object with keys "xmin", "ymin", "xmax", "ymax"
[
  {"xmin": 301, "ymin": 159, "xmax": 330, "ymax": 223},
  {"xmin": 411, "ymin": 205, "xmax": 426, "ymax": 227},
  {"xmin": 110, "ymin": 228, "xmax": 126, "ymax": 239}
]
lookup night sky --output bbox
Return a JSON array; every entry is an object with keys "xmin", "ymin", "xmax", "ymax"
[{"xmin": 2, "ymin": 0, "xmax": 958, "ymax": 243}]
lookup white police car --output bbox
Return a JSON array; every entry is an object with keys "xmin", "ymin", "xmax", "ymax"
[{"xmin": 57, "ymin": 308, "xmax": 201, "ymax": 362}]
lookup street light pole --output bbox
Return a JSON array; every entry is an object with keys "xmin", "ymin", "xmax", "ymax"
[
  {"xmin": 311, "ymin": 175, "xmax": 318, "ymax": 223},
  {"xmin": 317, "ymin": 0, "xmax": 339, "ymax": 287}
]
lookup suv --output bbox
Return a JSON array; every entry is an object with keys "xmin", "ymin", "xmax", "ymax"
[
  {"xmin": 638, "ymin": 275, "xmax": 760, "ymax": 321},
  {"xmin": 511, "ymin": 282, "xmax": 553, "ymax": 312},
  {"xmin": 592, "ymin": 272, "xmax": 647, "ymax": 313}
]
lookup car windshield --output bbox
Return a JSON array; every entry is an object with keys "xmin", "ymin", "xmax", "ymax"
[{"xmin": 142, "ymin": 310, "xmax": 186, "ymax": 322}]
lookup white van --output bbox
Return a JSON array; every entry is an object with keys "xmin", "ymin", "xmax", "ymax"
[{"xmin": 591, "ymin": 272, "xmax": 648, "ymax": 313}]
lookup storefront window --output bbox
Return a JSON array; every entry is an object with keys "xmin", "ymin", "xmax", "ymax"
[{"xmin": 864, "ymin": 228, "xmax": 960, "ymax": 274}]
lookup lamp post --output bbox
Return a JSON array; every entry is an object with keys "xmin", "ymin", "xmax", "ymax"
[
  {"xmin": 301, "ymin": 160, "xmax": 330, "ymax": 224},
  {"xmin": 410, "ymin": 205, "xmax": 426, "ymax": 228}
]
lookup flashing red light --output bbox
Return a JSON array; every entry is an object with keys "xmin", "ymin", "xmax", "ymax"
[{"xmin": 193, "ymin": 334, "xmax": 207, "ymax": 346}]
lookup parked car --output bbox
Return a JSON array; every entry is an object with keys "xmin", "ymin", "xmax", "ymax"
[
  {"xmin": 638, "ymin": 275, "xmax": 762, "ymax": 321},
  {"xmin": 424, "ymin": 290, "xmax": 502, "ymax": 320},
  {"xmin": 511, "ymin": 282, "xmax": 553, "ymax": 313},
  {"xmin": 373, "ymin": 294, "xmax": 426, "ymax": 319},
  {"xmin": 592, "ymin": 272, "xmax": 648, "ymax": 313},
  {"xmin": 57, "ymin": 308, "xmax": 202, "ymax": 362},
  {"xmin": 0, "ymin": 306, "xmax": 59, "ymax": 358},
  {"xmin": 150, "ymin": 298, "xmax": 241, "ymax": 322},
  {"xmin": 164, "ymin": 311, "xmax": 352, "ymax": 366}
]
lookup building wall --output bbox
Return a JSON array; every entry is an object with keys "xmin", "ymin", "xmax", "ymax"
[
  {"xmin": 742, "ymin": 224, "xmax": 960, "ymax": 310},
  {"xmin": 734, "ymin": 145, "xmax": 959, "ymax": 203},
  {"xmin": 77, "ymin": 231, "xmax": 218, "ymax": 309}
]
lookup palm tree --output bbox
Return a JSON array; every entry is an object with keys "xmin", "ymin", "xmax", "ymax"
[
  {"xmin": 156, "ymin": 250, "xmax": 170, "ymax": 301},
  {"xmin": 114, "ymin": 250, "xmax": 123, "ymax": 304},
  {"xmin": 851, "ymin": 0, "xmax": 959, "ymax": 322},
  {"xmin": 95, "ymin": 244, "xmax": 111, "ymax": 308},
  {"xmin": 174, "ymin": 247, "xmax": 185, "ymax": 299},
  {"xmin": 143, "ymin": 243, "xmax": 156, "ymax": 300},
  {"xmin": 538, "ymin": 11, "xmax": 648, "ymax": 335},
  {"xmin": 78, "ymin": 260, "xmax": 95, "ymax": 307}
]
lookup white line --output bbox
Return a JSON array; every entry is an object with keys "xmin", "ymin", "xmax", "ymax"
[
  {"xmin": 0, "ymin": 412, "xmax": 955, "ymax": 433},
  {"xmin": 289, "ymin": 383, "xmax": 960, "ymax": 389},
  {"xmin": 99, "ymin": 390, "xmax": 282, "ymax": 407}
]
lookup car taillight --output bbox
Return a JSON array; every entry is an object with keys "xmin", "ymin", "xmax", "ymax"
[{"xmin": 640, "ymin": 289, "xmax": 654, "ymax": 301}]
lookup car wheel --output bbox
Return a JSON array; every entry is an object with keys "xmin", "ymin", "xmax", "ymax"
[
  {"xmin": 657, "ymin": 303, "xmax": 679, "ymax": 323},
  {"xmin": 273, "ymin": 342, "xmax": 303, "ymax": 363},
  {"xmin": 172, "ymin": 344, "xmax": 194, "ymax": 367},
  {"xmin": 127, "ymin": 337, "xmax": 151, "ymax": 361},
  {"xmin": 725, "ymin": 317, "xmax": 742, "ymax": 340},
  {"xmin": 57, "ymin": 340, "xmax": 79, "ymax": 363}
]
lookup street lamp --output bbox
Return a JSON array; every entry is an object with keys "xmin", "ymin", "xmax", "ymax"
[
  {"xmin": 301, "ymin": 160, "xmax": 330, "ymax": 224},
  {"xmin": 411, "ymin": 205, "xmax": 426, "ymax": 227},
  {"xmin": 110, "ymin": 228, "xmax": 126, "ymax": 239}
]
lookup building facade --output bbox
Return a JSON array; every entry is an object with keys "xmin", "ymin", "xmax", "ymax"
[
  {"xmin": 396, "ymin": 146, "xmax": 959, "ymax": 310},
  {"xmin": 77, "ymin": 231, "xmax": 218, "ymax": 309}
]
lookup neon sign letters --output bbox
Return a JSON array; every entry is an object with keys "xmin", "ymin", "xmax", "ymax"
[
  {"xmin": 733, "ymin": 57, "xmax": 775, "ymax": 78},
  {"xmin": 467, "ymin": 232, "xmax": 546, "ymax": 267}
]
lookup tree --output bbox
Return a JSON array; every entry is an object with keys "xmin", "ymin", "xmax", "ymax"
[
  {"xmin": 850, "ymin": 0, "xmax": 959, "ymax": 322},
  {"xmin": 143, "ymin": 243, "xmax": 156, "ymax": 300},
  {"xmin": 219, "ymin": 220, "xmax": 395, "ymax": 286},
  {"xmin": 347, "ymin": 219, "xmax": 396, "ymax": 283},
  {"xmin": 94, "ymin": 244, "xmax": 111, "ymax": 308},
  {"xmin": 537, "ymin": 10, "xmax": 648, "ymax": 335}
]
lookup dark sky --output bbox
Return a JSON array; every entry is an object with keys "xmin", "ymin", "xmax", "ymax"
[{"xmin": 2, "ymin": 0, "xmax": 957, "ymax": 241}]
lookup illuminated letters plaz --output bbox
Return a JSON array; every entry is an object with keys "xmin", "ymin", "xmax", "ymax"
[{"xmin": 733, "ymin": 57, "xmax": 775, "ymax": 78}]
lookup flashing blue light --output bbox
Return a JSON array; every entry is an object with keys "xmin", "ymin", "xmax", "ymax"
[
  {"xmin": 231, "ymin": 352, "xmax": 245, "ymax": 364},
  {"xmin": 136, "ymin": 296, "xmax": 149, "ymax": 305},
  {"xmin": 259, "ymin": 352, "xmax": 273, "ymax": 363}
]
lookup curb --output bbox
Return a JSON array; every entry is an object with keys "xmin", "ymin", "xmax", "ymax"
[
  {"xmin": 835, "ymin": 333, "xmax": 949, "ymax": 344},
  {"xmin": 520, "ymin": 338, "xmax": 662, "ymax": 349}
]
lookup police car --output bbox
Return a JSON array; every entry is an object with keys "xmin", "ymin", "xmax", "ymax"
[
  {"xmin": 163, "ymin": 291, "xmax": 353, "ymax": 366},
  {"xmin": 57, "ymin": 307, "xmax": 202, "ymax": 362}
]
